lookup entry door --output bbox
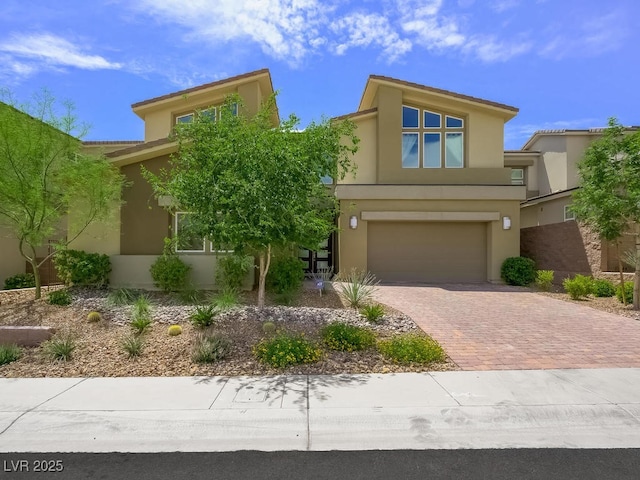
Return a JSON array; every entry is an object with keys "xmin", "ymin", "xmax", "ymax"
[{"xmin": 299, "ymin": 235, "xmax": 333, "ymax": 275}]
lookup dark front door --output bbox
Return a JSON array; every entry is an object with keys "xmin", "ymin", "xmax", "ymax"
[{"xmin": 299, "ymin": 234, "xmax": 334, "ymax": 276}]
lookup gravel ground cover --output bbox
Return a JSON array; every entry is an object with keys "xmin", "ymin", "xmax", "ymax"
[{"xmin": 0, "ymin": 285, "xmax": 457, "ymax": 377}]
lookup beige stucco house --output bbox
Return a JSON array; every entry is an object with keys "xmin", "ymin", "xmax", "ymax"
[
  {"xmin": 1, "ymin": 68, "xmax": 527, "ymax": 288},
  {"xmin": 335, "ymin": 75, "xmax": 524, "ymax": 283},
  {"xmin": 515, "ymin": 127, "xmax": 639, "ymax": 280}
]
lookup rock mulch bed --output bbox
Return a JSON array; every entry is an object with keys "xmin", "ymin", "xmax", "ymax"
[{"xmin": 0, "ymin": 286, "xmax": 458, "ymax": 377}]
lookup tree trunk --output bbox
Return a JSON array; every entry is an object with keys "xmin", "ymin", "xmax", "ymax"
[
  {"xmin": 257, "ymin": 244, "xmax": 272, "ymax": 309},
  {"xmin": 28, "ymin": 257, "xmax": 42, "ymax": 300},
  {"xmin": 617, "ymin": 241, "xmax": 627, "ymax": 306}
]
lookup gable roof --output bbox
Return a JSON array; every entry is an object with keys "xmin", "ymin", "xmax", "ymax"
[
  {"xmin": 359, "ymin": 75, "xmax": 518, "ymax": 118},
  {"xmin": 521, "ymin": 126, "xmax": 640, "ymax": 150},
  {"xmin": 131, "ymin": 68, "xmax": 275, "ymax": 120}
]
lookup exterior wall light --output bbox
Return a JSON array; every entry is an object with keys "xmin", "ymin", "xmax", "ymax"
[
  {"xmin": 502, "ymin": 216, "xmax": 511, "ymax": 230},
  {"xmin": 349, "ymin": 215, "xmax": 358, "ymax": 229}
]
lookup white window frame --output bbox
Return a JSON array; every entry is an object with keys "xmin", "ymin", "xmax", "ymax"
[
  {"xmin": 402, "ymin": 106, "xmax": 465, "ymax": 169},
  {"xmin": 511, "ymin": 168, "xmax": 525, "ymax": 185},
  {"xmin": 564, "ymin": 205, "xmax": 575, "ymax": 221},
  {"xmin": 174, "ymin": 212, "xmax": 205, "ymax": 253},
  {"xmin": 176, "ymin": 113, "xmax": 194, "ymax": 124}
]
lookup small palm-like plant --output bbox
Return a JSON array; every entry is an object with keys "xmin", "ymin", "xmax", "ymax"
[
  {"xmin": 121, "ymin": 334, "xmax": 144, "ymax": 358},
  {"xmin": 43, "ymin": 335, "xmax": 76, "ymax": 362},
  {"xmin": 336, "ymin": 269, "xmax": 379, "ymax": 309},
  {"xmin": 0, "ymin": 344, "xmax": 22, "ymax": 365}
]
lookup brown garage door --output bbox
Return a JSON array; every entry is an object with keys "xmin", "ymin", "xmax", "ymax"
[{"xmin": 367, "ymin": 222, "xmax": 487, "ymax": 283}]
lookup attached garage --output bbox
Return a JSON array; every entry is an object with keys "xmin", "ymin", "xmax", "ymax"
[{"xmin": 367, "ymin": 222, "xmax": 487, "ymax": 283}]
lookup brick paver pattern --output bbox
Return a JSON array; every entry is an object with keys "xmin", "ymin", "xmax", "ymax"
[{"xmin": 373, "ymin": 284, "xmax": 640, "ymax": 370}]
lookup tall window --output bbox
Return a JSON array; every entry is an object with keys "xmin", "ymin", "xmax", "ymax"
[{"xmin": 402, "ymin": 106, "xmax": 465, "ymax": 169}]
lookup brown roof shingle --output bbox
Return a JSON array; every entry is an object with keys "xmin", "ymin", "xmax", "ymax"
[{"xmin": 131, "ymin": 68, "xmax": 271, "ymax": 109}]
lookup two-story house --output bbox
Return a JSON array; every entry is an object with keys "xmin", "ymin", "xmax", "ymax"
[
  {"xmin": 4, "ymin": 68, "xmax": 524, "ymax": 289},
  {"xmin": 514, "ymin": 127, "xmax": 639, "ymax": 280},
  {"xmin": 334, "ymin": 75, "xmax": 523, "ymax": 283}
]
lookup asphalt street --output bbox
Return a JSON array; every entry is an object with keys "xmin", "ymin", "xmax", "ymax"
[{"xmin": 2, "ymin": 450, "xmax": 639, "ymax": 480}]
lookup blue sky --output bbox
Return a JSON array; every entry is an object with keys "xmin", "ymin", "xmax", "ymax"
[{"xmin": 0, "ymin": 0, "xmax": 637, "ymax": 149}]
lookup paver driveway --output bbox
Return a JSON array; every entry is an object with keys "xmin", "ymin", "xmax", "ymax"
[{"xmin": 373, "ymin": 284, "xmax": 640, "ymax": 370}]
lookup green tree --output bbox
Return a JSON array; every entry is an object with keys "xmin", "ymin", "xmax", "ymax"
[
  {"xmin": 571, "ymin": 118, "xmax": 640, "ymax": 309},
  {"xmin": 145, "ymin": 94, "xmax": 359, "ymax": 307},
  {"xmin": 0, "ymin": 90, "xmax": 126, "ymax": 299}
]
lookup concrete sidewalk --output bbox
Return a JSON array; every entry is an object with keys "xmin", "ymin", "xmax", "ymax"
[{"xmin": 1, "ymin": 369, "xmax": 639, "ymax": 452}]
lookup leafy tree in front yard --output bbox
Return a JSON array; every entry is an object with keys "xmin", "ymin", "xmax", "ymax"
[
  {"xmin": 571, "ymin": 118, "xmax": 640, "ymax": 309},
  {"xmin": 0, "ymin": 89, "xmax": 126, "ymax": 299},
  {"xmin": 144, "ymin": 94, "xmax": 359, "ymax": 307}
]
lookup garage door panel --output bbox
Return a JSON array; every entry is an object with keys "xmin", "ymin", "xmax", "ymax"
[{"xmin": 367, "ymin": 222, "xmax": 486, "ymax": 283}]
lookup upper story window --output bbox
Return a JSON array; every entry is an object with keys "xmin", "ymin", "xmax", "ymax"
[
  {"xmin": 511, "ymin": 168, "xmax": 525, "ymax": 185},
  {"xmin": 402, "ymin": 105, "xmax": 465, "ymax": 169},
  {"xmin": 174, "ymin": 103, "xmax": 237, "ymax": 125}
]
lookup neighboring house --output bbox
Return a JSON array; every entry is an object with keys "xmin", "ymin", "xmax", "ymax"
[
  {"xmin": 515, "ymin": 128, "xmax": 640, "ymax": 280},
  {"xmin": 29, "ymin": 69, "xmax": 525, "ymax": 288}
]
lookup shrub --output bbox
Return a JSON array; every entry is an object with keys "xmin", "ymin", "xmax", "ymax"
[
  {"xmin": 321, "ymin": 323, "xmax": 376, "ymax": 352},
  {"xmin": 107, "ymin": 288, "xmax": 138, "ymax": 306},
  {"xmin": 253, "ymin": 332, "xmax": 322, "ymax": 368},
  {"xmin": 266, "ymin": 256, "xmax": 305, "ymax": 295},
  {"xmin": 500, "ymin": 257, "xmax": 536, "ymax": 286},
  {"xmin": 54, "ymin": 249, "xmax": 111, "ymax": 287},
  {"xmin": 132, "ymin": 295, "xmax": 151, "ymax": 318},
  {"xmin": 336, "ymin": 269, "xmax": 379, "ymax": 309},
  {"xmin": 190, "ymin": 305, "xmax": 218, "ymax": 328},
  {"xmin": 0, "ymin": 344, "xmax": 22, "ymax": 365},
  {"xmin": 3, "ymin": 273, "xmax": 35, "ymax": 290},
  {"xmin": 593, "ymin": 279, "xmax": 616, "ymax": 298},
  {"xmin": 130, "ymin": 295, "xmax": 152, "ymax": 334},
  {"xmin": 210, "ymin": 288, "xmax": 240, "ymax": 310},
  {"xmin": 47, "ymin": 289, "xmax": 72, "ymax": 306},
  {"xmin": 215, "ymin": 254, "xmax": 253, "ymax": 291},
  {"xmin": 167, "ymin": 325, "xmax": 182, "ymax": 336},
  {"xmin": 616, "ymin": 282, "xmax": 634, "ymax": 304},
  {"xmin": 360, "ymin": 304, "xmax": 385, "ymax": 323},
  {"xmin": 175, "ymin": 288, "xmax": 204, "ymax": 305},
  {"xmin": 87, "ymin": 311, "xmax": 102, "ymax": 323},
  {"xmin": 378, "ymin": 334, "xmax": 446, "ymax": 364},
  {"xmin": 150, "ymin": 240, "xmax": 191, "ymax": 292},
  {"xmin": 42, "ymin": 335, "xmax": 76, "ymax": 361},
  {"xmin": 535, "ymin": 270, "xmax": 554, "ymax": 291},
  {"xmin": 562, "ymin": 274, "xmax": 594, "ymax": 300},
  {"xmin": 121, "ymin": 334, "xmax": 144, "ymax": 358},
  {"xmin": 192, "ymin": 333, "xmax": 232, "ymax": 363},
  {"xmin": 130, "ymin": 316, "xmax": 152, "ymax": 335}
]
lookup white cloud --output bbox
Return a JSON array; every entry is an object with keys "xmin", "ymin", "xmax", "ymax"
[
  {"xmin": 463, "ymin": 35, "xmax": 532, "ymax": 62},
  {"xmin": 540, "ymin": 10, "xmax": 628, "ymax": 59},
  {"xmin": 132, "ymin": 0, "xmax": 327, "ymax": 66},
  {"xmin": 491, "ymin": 0, "xmax": 520, "ymax": 13},
  {"xmin": 331, "ymin": 13, "xmax": 412, "ymax": 62},
  {"xmin": 0, "ymin": 33, "xmax": 122, "ymax": 71},
  {"xmin": 505, "ymin": 118, "xmax": 600, "ymax": 148}
]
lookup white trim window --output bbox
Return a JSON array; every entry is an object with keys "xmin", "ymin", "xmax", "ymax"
[
  {"xmin": 402, "ymin": 105, "xmax": 465, "ymax": 169},
  {"xmin": 564, "ymin": 205, "xmax": 576, "ymax": 221},
  {"xmin": 174, "ymin": 212, "xmax": 205, "ymax": 252},
  {"xmin": 511, "ymin": 168, "xmax": 525, "ymax": 185},
  {"xmin": 176, "ymin": 113, "xmax": 194, "ymax": 124}
]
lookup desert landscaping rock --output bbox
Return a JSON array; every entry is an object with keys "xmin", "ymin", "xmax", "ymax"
[{"xmin": 0, "ymin": 286, "xmax": 456, "ymax": 378}]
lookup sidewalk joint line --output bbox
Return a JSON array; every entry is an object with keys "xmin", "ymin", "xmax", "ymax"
[
  {"xmin": 0, "ymin": 377, "xmax": 87, "ymax": 436},
  {"xmin": 208, "ymin": 377, "xmax": 230, "ymax": 410},
  {"xmin": 429, "ymin": 373, "xmax": 462, "ymax": 406}
]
